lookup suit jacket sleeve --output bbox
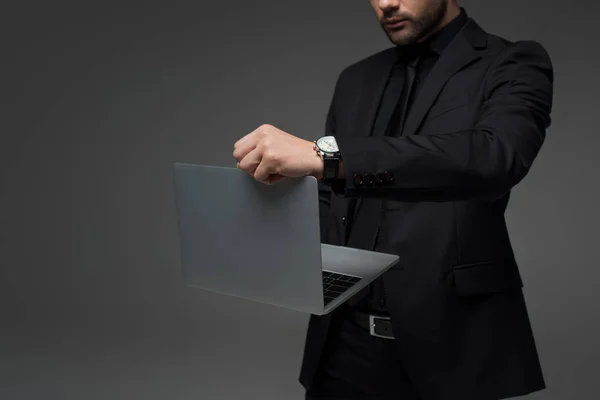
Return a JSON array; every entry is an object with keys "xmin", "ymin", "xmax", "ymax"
[{"xmin": 330, "ymin": 40, "xmax": 554, "ymax": 202}]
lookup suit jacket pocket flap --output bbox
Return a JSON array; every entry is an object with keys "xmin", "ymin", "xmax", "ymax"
[{"xmin": 452, "ymin": 260, "xmax": 523, "ymax": 296}]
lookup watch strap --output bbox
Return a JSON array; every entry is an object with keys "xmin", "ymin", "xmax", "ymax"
[
  {"xmin": 313, "ymin": 138, "xmax": 341, "ymax": 183},
  {"xmin": 322, "ymin": 153, "xmax": 340, "ymax": 183}
]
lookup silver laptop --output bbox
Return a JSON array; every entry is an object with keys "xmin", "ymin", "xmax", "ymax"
[{"xmin": 173, "ymin": 163, "xmax": 399, "ymax": 315}]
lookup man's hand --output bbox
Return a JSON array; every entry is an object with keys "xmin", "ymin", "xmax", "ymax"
[{"xmin": 233, "ymin": 124, "xmax": 324, "ymax": 185}]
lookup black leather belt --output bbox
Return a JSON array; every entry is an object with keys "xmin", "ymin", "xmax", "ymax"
[{"xmin": 352, "ymin": 309, "xmax": 395, "ymax": 339}]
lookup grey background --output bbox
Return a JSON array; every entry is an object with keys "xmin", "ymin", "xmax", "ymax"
[{"xmin": 1, "ymin": 0, "xmax": 598, "ymax": 399}]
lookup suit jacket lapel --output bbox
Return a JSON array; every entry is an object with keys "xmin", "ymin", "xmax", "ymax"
[
  {"xmin": 402, "ymin": 19, "xmax": 486, "ymax": 137},
  {"xmin": 352, "ymin": 49, "xmax": 397, "ymax": 139}
]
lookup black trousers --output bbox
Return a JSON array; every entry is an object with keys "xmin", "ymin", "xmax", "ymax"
[{"xmin": 305, "ymin": 305, "xmax": 422, "ymax": 400}]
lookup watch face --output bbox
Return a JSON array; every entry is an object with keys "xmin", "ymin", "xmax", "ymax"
[{"xmin": 316, "ymin": 136, "xmax": 338, "ymax": 153}]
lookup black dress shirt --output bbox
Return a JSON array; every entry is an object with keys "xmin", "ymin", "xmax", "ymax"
[{"xmin": 353, "ymin": 9, "xmax": 469, "ymax": 315}]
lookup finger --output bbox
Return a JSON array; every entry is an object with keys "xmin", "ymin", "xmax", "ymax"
[
  {"xmin": 238, "ymin": 146, "xmax": 263, "ymax": 176},
  {"xmin": 233, "ymin": 127, "xmax": 263, "ymax": 161},
  {"xmin": 233, "ymin": 139, "xmax": 257, "ymax": 162},
  {"xmin": 253, "ymin": 159, "xmax": 276, "ymax": 183}
]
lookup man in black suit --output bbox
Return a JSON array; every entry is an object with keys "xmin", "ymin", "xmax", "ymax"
[{"xmin": 233, "ymin": 0, "xmax": 553, "ymax": 399}]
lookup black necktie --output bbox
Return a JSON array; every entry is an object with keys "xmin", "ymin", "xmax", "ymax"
[{"xmin": 384, "ymin": 55, "xmax": 421, "ymax": 137}]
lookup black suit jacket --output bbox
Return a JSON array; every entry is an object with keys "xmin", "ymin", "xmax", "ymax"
[{"xmin": 299, "ymin": 18, "xmax": 553, "ymax": 400}]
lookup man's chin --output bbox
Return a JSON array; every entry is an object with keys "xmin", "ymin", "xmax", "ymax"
[
  {"xmin": 383, "ymin": 26, "xmax": 418, "ymax": 46},
  {"xmin": 388, "ymin": 33, "xmax": 417, "ymax": 46}
]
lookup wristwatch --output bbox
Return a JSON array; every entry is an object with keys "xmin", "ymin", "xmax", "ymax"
[{"xmin": 313, "ymin": 135, "xmax": 341, "ymax": 183}]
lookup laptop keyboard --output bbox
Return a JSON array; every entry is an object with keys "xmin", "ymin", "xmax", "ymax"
[{"xmin": 322, "ymin": 271, "xmax": 362, "ymax": 306}]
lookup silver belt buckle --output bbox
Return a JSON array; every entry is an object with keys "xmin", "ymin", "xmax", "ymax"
[{"xmin": 369, "ymin": 315, "xmax": 394, "ymax": 339}]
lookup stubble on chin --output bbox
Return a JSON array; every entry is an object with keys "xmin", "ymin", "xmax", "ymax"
[{"xmin": 384, "ymin": 24, "xmax": 420, "ymax": 46}]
